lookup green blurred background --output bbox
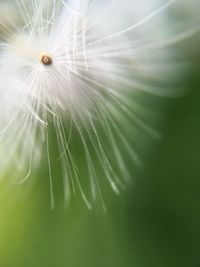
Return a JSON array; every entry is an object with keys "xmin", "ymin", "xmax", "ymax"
[
  {"xmin": 0, "ymin": 45, "xmax": 199, "ymax": 267},
  {"xmin": 0, "ymin": 1, "xmax": 200, "ymax": 267}
]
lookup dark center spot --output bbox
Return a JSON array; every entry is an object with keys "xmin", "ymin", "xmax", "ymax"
[{"xmin": 40, "ymin": 54, "xmax": 53, "ymax": 66}]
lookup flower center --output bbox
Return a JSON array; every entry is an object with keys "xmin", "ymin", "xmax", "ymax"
[{"xmin": 40, "ymin": 54, "xmax": 53, "ymax": 66}]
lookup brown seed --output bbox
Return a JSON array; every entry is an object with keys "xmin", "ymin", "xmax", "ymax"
[{"xmin": 40, "ymin": 54, "xmax": 53, "ymax": 66}]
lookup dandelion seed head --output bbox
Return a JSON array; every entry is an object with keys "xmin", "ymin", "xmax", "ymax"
[{"xmin": 0, "ymin": 0, "xmax": 197, "ymax": 210}]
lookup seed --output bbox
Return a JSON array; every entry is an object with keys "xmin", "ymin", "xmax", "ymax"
[{"xmin": 40, "ymin": 54, "xmax": 53, "ymax": 66}]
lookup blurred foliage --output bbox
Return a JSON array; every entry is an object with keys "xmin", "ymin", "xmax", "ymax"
[
  {"xmin": 0, "ymin": 45, "xmax": 199, "ymax": 267},
  {"xmin": 0, "ymin": 1, "xmax": 200, "ymax": 267}
]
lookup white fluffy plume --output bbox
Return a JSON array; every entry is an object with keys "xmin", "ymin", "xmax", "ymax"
[{"xmin": 0, "ymin": 0, "xmax": 198, "ymax": 209}]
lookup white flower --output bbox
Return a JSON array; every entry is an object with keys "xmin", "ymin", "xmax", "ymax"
[{"xmin": 0, "ymin": 0, "xmax": 198, "ymax": 209}]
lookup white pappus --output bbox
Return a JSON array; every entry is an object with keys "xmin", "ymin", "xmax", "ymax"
[{"xmin": 0, "ymin": 0, "xmax": 198, "ymax": 210}]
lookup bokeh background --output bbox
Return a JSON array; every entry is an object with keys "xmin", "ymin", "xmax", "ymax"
[{"xmin": 0, "ymin": 1, "xmax": 200, "ymax": 266}]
